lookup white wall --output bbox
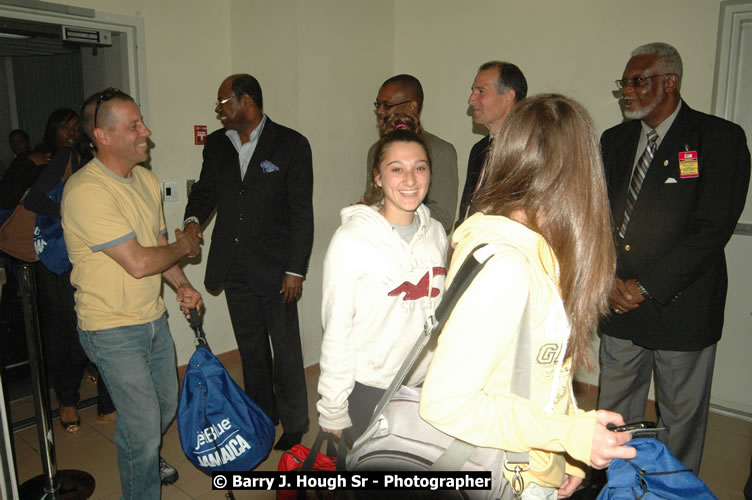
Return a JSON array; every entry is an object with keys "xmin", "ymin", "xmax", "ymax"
[
  {"xmin": 79, "ymin": 30, "xmax": 127, "ymax": 98},
  {"xmin": 46, "ymin": 1, "xmax": 726, "ymax": 383},
  {"xmin": 228, "ymin": 0, "xmax": 395, "ymax": 365},
  {"xmin": 393, "ymin": 0, "xmax": 721, "ymax": 202},
  {"xmin": 49, "ymin": 0, "xmax": 236, "ymax": 363},
  {"xmin": 391, "ymin": 0, "xmax": 724, "ymax": 385}
]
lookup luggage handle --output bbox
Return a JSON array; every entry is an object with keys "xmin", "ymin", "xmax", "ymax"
[
  {"xmin": 189, "ymin": 308, "xmax": 210, "ymax": 350},
  {"xmin": 300, "ymin": 429, "xmax": 347, "ymax": 472}
]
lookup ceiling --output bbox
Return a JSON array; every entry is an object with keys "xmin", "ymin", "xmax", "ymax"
[{"xmin": 0, "ymin": 16, "xmax": 79, "ymax": 57}]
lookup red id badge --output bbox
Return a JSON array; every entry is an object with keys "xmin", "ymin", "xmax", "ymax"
[{"xmin": 679, "ymin": 151, "xmax": 698, "ymax": 178}]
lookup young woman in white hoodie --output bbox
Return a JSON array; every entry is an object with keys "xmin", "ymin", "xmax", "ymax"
[
  {"xmin": 420, "ymin": 95, "xmax": 637, "ymax": 499},
  {"xmin": 317, "ymin": 114, "xmax": 447, "ymax": 440}
]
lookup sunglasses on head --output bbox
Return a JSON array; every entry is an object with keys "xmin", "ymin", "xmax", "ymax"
[{"xmin": 93, "ymin": 87, "xmax": 126, "ymax": 128}]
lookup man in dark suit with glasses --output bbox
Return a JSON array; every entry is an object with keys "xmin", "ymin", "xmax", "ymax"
[
  {"xmin": 184, "ymin": 74, "xmax": 313, "ymax": 451},
  {"xmin": 598, "ymin": 42, "xmax": 749, "ymax": 475}
]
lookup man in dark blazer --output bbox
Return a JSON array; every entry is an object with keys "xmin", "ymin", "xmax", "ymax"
[
  {"xmin": 599, "ymin": 43, "xmax": 750, "ymax": 473},
  {"xmin": 456, "ymin": 61, "xmax": 527, "ymax": 226},
  {"xmin": 184, "ymin": 74, "xmax": 313, "ymax": 450}
]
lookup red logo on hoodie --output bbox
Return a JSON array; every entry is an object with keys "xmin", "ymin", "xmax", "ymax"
[{"xmin": 388, "ymin": 267, "xmax": 447, "ymax": 300}]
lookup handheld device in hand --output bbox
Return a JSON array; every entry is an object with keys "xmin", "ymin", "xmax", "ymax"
[{"xmin": 607, "ymin": 421, "xmax": 665, "ymax": 436}]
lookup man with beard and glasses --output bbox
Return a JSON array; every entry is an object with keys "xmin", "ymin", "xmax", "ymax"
[{"xmin": 596, "ymin": 42, "xmax": 749, "ymax": 478}]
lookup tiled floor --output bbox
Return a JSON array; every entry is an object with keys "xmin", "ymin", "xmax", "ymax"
[{"xmin": 7, "ymin": 358, "xmax": 752, "ymax": 499}]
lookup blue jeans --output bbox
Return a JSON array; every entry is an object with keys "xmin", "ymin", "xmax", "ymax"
[{"xmin": 78, "ymin": 314, "xmax": 178, "ymax": 500}]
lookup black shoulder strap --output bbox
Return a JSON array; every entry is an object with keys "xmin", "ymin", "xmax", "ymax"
[{"xmin": 188, "ymin": 309, "xmax": 210, "ymax": 350}]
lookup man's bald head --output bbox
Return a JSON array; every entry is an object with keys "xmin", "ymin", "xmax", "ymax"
[{"xmin": 81, "ymin": 88, "xmax": 135, "ymax": 148}]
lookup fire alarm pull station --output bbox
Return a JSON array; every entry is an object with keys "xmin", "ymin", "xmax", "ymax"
[{"xmin": 194, "ymin": 125, "xmax": 207, "ymax": 145}]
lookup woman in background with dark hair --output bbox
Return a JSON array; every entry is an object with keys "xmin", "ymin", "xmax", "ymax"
[
  {"xmin": 318, "ymin": 113, "xmax": 447, "ymax": 440},
  {"xmin": 23, "ymin": 109, "xmax": 82, "ymax": 215},
  {"xmin": 1, "ymin": 109, "xmax": 79, "ymax": 211},
  {"xmin": 420, "ymin": 95, "xmax": 636, "ymax": 499},
  {"xmin": 24, "ymin": 108, "xmax": 115, "ymax": 432},
  {"xmin": 41, "ymin": 108, "xmax": 80, "ymax": 153},
  {"xmin": 0, "ymin": 134, "xmax": 51, "ymax": 215}
]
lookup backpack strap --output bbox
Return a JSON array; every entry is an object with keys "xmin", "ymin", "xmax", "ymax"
[{"xmin": 61, "ymin": 150, "xmax": 76, "ymax": 182}]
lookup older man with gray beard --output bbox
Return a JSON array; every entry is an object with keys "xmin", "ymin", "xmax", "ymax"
[{"xmin": 597, "ymin": 42, "xmax": 749, "ymax": 477}]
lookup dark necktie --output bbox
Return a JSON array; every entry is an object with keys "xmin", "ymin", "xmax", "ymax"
[
  {"xmin": 471, "ymin": 138, "xmax": 493, "ymax": 200},
  {"xmin": 618, "ymin": 129, "xmax": 658, "ymax": 239}
]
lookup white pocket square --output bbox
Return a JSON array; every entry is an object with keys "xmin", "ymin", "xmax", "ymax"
[
  {"xmin": 260, "ymin": 160, "xmax": 279, "ymax": 173},
  {"xmin": 665, "ymin": 177, "xmax": 678, "ymax": 184}
]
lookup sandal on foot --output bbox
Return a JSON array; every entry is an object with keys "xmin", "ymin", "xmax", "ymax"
[
  {"xmin": 60, "ymin": 406, "xmax": 81, "ymax": 434},
  {"xmin": 97, "ymin": 411, "xmax": 117, "ymax": 423},
  {"xmin": 61, "ymin": 420, "xmax": 81, "ymax": 433}
]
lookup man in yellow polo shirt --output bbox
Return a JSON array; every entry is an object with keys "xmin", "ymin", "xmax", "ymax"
[{"xmin": 62, "ymin": 88, "xmax": 202, "ymax": 500}]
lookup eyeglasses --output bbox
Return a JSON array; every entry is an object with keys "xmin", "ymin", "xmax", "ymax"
[
  {"xmin": 215, "ymin": 94, "xmax": 237, "ymax": 108},
  {"xmin": 373, "ymin": 99, "xmax": 412, "ymax": 111},
  {"xmin": 615, "ymin": 74, "xmax": 673, "ymax": 89},
  {"xmin": 94, "ymin": 87, "xmax": 124, "ymax": 128}
]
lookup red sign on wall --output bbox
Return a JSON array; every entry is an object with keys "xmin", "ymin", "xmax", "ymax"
[{"xmin": 194, "ymin": 125, "xmax": 208, "ymax": 145}]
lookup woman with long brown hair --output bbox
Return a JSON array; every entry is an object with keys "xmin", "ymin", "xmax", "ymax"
[{"xmin": 420, "ymin": 94, "xmax": 636, "ymax": 499}]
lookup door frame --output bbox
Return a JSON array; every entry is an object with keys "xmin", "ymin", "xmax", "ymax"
[
  {"xmin": 0, "ymin": 0, "xmax": 148, "ymax": 120},
  {"xmin": 710, "ymin": 0, "xmax": 752, "ymax": 421}
]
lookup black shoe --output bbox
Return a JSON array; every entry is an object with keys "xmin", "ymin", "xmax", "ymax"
[
  {"xmin": 159, "ymin": 457, "xmax": 179, "ymax": 485},
  {"xmin": 569, "ymin": 468, "xmax": 607, "ymax": 500},
  {"xmin": 274, "ymin": 432, "xmax": 303, "ymax": 450}
]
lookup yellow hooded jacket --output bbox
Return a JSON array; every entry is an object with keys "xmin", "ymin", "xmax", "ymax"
[{"xmin": 420, "ymin": 213, "xmax": 596, "ymax": 488}]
